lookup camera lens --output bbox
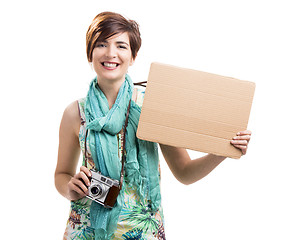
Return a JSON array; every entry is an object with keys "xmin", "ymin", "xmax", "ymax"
[{"xmin": 90, "ymin": 185, "xmax": 102, "ymax": 197}]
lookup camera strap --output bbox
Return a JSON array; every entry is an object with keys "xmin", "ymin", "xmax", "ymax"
[{"xmin": 84, "ymin": 81, "xmax": 147, "ymax": 189}]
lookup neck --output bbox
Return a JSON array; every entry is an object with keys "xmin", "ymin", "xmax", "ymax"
[{"xmin": 97, "ymin": 76, "xmax": 125, "ymax": 109}]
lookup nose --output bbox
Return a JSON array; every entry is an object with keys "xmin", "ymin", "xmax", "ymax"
[{"xmin": 105, "ymin": 45, "xmax": 117, "ymax": 59}]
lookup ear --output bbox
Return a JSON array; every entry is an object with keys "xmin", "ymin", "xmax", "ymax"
[
  {"xmin": 129, "ymin": 57, "xmax": 135, "ymax": 66},
  {"xmin": 89, "ymin": 61, "xmax": 94, "ymax": 71}
]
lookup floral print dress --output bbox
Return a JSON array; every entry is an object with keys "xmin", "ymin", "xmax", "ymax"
[{"xmin": 63, "ymin": 88, "xmax": 166, "ymax": 240}]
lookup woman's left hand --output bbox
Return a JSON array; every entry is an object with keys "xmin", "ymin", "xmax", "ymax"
[{"xmin": 230, "ymin": 130, "xmax": 252, "ymax": 155}]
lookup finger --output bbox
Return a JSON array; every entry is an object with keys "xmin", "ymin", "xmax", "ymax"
[
  {"xmin": 232, "ymin": 144, "xmax": 247, "ymax": 155},
  {"xmin": 68, "ymin": 180, "xmax": 87, "ymax": 197},
  {"xmin": 80, "ymin": 166, "xmax": 92, "ymax": 177},
  {"xmin": 232, "ymin": 144, "xmax": 247, "ymax": 149},
  {"xmin": 71, "ymin": 177, "xmax": 89, "ymax": 195},
  {"xmin": 232, "ymin": 135, "xmax": 251, "ymax": 141},
  {"xmin": 230, "ymin": 140, "xmax": 248, "ymax": 145},
  {"xmin": 78, "ymin": 171, "xmax": 91, "ymax": 187},
  {"xmin": 237, "ymin": 130, "xmax": 252, "ymax": 136}
]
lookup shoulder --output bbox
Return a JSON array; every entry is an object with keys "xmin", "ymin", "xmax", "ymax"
[
  {"xmin": 63, "ymin": 100, "xmax": 80, "ymax": 120},
  {"xmin": 133, "ymin": 87, "xmax": 145, "ymax": 108},
  {"xmin": 60, "ymin": 100, "xmax": 81, "ymax": 135}
]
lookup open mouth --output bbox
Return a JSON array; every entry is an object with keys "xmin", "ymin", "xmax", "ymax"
[{"xmin": 102, "ymin": 62, "xmax": 119, "ymax": 68}]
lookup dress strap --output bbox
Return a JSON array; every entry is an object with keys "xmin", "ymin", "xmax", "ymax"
[{"xmin": 77, "ymin": 98, "xmax": 86, "ymax": 125}]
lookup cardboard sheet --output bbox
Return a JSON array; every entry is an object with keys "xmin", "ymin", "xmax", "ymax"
[{"xmin": 136, "ymin": 62, "xmax": 255, "ymax": 159}]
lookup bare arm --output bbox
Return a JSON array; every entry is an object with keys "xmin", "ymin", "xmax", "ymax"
[
  {"xmin": 54, "ymin": 101, "xmax": 91, "ymax": 201},
  {"xmin": 160, "ymin": 144, "xmax": 226, "ymax": 185},
  {"xmin": 160, "ymin": 130, "xmax": 252, "ymax": 185}
]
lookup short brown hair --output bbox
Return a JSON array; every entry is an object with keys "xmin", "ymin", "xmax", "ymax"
[{"xmin": 86, "ymin": 12, "xmax": 141, "ymax": 62}]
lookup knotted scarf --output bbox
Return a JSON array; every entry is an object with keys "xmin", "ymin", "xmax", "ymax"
[{"xmin": 84, "ymin": 75, "xmax": 161, "ymax": 240}]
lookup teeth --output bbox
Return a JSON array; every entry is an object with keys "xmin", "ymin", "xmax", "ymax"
[{"xmin": 103, "ymin": 62, "xmax": 117, "ymax": 68}]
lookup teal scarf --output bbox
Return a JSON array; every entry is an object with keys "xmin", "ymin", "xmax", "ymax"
[{"xmin": 85, "ymin": 75, "xmax": 161, "ymax": 240}]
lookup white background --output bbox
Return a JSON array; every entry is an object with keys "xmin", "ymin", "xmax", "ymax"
[{"xmin": 1, "ymin": 0, "xmax": 302, "ymax": 239}]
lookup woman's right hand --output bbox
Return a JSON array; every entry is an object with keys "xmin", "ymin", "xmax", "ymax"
[{"xmin": 67, "ymin": 166, "xmax": 92, "ymax": 201}]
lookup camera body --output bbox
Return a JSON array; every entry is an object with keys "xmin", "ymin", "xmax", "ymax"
[{"xmin": 87, "ymin": 169, "xmax": 120, "ymax": 208}]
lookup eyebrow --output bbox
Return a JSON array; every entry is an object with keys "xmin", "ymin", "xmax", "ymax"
[
  {"xmin": 116, "ymin": 41, "xmax": 129, "ymax": 46},
  {"xmin": 99, "ymin": 40, "xmax": 129, "ymax": 46}
]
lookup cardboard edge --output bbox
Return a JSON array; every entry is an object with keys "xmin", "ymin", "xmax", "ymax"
[
  {"xmin": 136, "ymin": 124, "xmax": 242, "ymax": 159},
  {"xmin": 137, "ymin": 62, "xmax": 254, "ymax": 160}
]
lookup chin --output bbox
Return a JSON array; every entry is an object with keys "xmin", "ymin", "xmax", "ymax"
[{"xmin": 98, "ymin": 74, "xmax": 126, "ymax": 83}]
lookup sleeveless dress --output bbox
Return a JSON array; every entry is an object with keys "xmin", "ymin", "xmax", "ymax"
[{"xmin": 63, "ymin": 88, "xmax": 166, "ymax": 240}]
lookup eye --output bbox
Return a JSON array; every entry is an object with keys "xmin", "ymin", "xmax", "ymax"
[
  {"xmin": 118, "ymin": 45, "xmax": 127, "ymax": 49},
  {"xmin": 96, "ymin": 43, "xmax": 106, "ymax": 48}
]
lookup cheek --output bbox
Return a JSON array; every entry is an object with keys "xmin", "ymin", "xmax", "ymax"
[
  {"xmin": 91, "ymin": 50, "xmax": 102, "ymax": 66},
  {"xmin": 92, "ymin": 61, "xmax": 98, "ymax": 71},
  {"xmin": 91, "ymin": 57, "xmax": 98, "ymax": 67},
  {"xmin": 91, "ymin": 49, "xmax": 98, "ymax": 61},
  {"xmin": 91, "ymin": 47, "xmax": 103, "ymax": 60},
  {"xmin": 120, "ymin": 50, "xmax": 133, "ymax": 62},
  {"xmin": 124, "ymin": 53, "xmax": 134, "ymax": 66}
]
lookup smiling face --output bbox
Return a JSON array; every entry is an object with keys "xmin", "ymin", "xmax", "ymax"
[{"xmin": 91, "ymin": 32, "xmax": 134, "ymax": 85}]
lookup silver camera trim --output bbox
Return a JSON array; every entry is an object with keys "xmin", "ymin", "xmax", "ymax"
[{"xmin": 87, "ymin": 169, "xmax": 119, "ymax": 206}]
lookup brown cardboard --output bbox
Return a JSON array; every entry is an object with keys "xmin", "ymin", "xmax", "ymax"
[{"xmin": 136, "ymin": 62, "xmax": 255, "ymax": 159}]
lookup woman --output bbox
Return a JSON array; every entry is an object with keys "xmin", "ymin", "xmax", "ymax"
[{"xmin": 55, "ymin": 12, "xmax": 251, "ymax": 240}]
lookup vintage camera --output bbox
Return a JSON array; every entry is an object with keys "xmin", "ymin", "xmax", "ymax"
[{"xmin": 87, "ymin": 169, "xmax": 120, "ymax": 208}]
